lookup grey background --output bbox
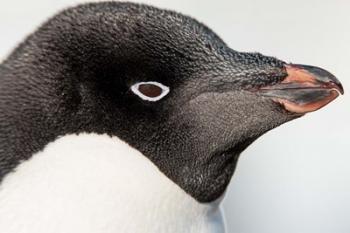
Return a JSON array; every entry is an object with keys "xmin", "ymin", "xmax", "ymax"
[{"xmin": 0, "ymin": 0, "xmax": 349, "ymax": 232}]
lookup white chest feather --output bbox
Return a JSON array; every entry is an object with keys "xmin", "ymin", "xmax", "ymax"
[{"xmin": 0, "ymin": 134, "xmax": 225, "ymax": 233}]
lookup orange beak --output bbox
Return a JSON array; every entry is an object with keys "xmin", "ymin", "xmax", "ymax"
[{"xmin": 258, "ymin": 64, "xmax": 344, "ymax": 114}]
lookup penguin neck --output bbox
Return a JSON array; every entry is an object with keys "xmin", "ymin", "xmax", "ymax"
[{"xmin": 0, "ymin": 133, "xmax": 225, "ymax": 233}]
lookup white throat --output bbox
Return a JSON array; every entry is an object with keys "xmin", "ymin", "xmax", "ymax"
[{"xmin": 0, "ymin": 134, "xmax": 225, "ymax": 233}]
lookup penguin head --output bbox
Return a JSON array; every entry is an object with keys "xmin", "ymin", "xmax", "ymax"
[{"xmin": 0, "ymin": 2, "xmax": 343, "ymax": 202}]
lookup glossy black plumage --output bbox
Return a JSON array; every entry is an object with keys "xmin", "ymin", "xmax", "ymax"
[{"xmin": 0, "ymin": 2, "xmax": 298, "ymax": 202}]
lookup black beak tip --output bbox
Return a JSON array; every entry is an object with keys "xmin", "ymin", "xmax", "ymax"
[{"xmin": 336, "ymin": 82, "xmax": 344, "ymax": 95}]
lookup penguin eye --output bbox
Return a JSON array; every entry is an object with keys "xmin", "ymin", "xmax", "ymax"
[{"xmin": 131, "ymin": 81, "xmax": 170, "ymax": 101}]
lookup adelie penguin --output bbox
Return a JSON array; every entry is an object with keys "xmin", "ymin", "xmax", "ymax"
[{"xmin": 0, "ymin": 2, "xmax": 344, "ymax": 233}]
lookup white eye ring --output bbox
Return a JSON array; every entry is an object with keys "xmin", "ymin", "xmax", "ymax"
[{"xmin": 131, "ymin": 81, "xmax": 170, "ymax": 102}]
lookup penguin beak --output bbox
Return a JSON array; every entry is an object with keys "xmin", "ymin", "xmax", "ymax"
[{"xmin": 256, "ymin": 64, "xmax": 344, "ymax": 114}]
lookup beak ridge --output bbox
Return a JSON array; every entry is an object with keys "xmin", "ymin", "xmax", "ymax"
[
  {"xmin": 257, "ymin": 64, "xmax": 344, "ymax": 114},
  {"xmin": 283, "ymin": 64, "xmax": 344, "ymax": 95}
]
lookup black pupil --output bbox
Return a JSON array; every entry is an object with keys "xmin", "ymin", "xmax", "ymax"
[{"xmin": 138, "ymin": 84, "xmax": 163, "ymax": 98}]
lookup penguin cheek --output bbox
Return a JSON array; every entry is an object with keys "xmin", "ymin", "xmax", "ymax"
[
  {"xmin": 131, "ymin": 81, "xmax": 170, "ymax": 102},
  {"xmin": 185, "ymin": 91, "xmax": 293, "ymax": 145}
]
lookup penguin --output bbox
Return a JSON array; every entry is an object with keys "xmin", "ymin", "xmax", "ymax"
[{"xmin": 0, "ymin": 2, "xmax": 343, "ymax": 233}]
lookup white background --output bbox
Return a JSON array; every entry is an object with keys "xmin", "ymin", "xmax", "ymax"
[{"xmin": 0, "ymin": 0, "xmax": 349, "ymax": 232}]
